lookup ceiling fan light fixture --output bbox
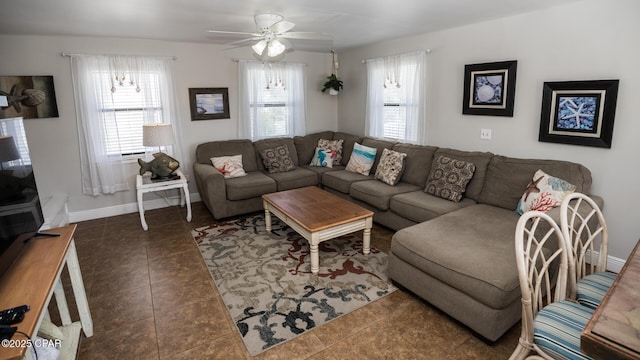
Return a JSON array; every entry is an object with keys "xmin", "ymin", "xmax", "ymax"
[
  {"xmin": 267, "ymin": 39, "xmax": 286, "ymax": 57},
  {"xmin": 252, "ymin": 40, "xmax": 267, "ymax": 55}
]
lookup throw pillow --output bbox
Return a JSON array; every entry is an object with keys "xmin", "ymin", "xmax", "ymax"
[
  {"xmin": 309, "ymin": 147, "xmax": 335, "ymax": 168},
  {"xmin": 317, "ymin": 139, "xmax": 344, "ymax": 166},
  {"xmin": 374, "ymin": 148, "xmax": 407, "ymax": 186},
  {"xmin": 345, "ymin": 143, "xmax": 377, "ymax": 176},
  {"xmin": 425, "ymin": 155, "xmax": 476, "ymax": 203},
  {"xmin": 516, "ymin": 169, "xmax": 576, "ymax": 215},
  {"xmin": 210, "ymin": 154, "xmax": 247, "ymax": 179},
  {"xmin": 260, "ymin": 144, "xmax": 296, "ymax": 173}
]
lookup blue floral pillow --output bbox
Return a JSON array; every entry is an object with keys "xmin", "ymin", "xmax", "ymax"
[
  {"xmin": 345, "ymin": 143, "xmax": 377, "ymax": 176},
  {"xmin": 309, "ymin": 147, "xmax": 335, "ymax": 168}
]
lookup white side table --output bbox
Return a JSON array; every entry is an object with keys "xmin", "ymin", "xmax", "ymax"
[{"xmin": 136, "ymin": 169, "xmax": 192, "ymax": 231}]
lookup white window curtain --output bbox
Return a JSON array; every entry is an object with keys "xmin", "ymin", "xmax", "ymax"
[
  {"xmin": 365, "ymin": 51, "xmax": 426, "ymax": 144},
  {"xmin": 69, "ymin": 54, "xmax": 182, "ymax": 196},
  {"xmin": 238, "ymin": 60, "xmax": 306, "ymax": 140}
]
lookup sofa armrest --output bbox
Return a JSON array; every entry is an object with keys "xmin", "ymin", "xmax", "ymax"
[{"xmin": 193, "ymin": 163, "xmax": 228, "ymax": 218}]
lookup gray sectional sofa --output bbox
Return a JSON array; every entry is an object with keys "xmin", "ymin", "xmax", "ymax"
[{"xmin": 193, "ymin": 130, "xmax": 599, "ymax": 341}]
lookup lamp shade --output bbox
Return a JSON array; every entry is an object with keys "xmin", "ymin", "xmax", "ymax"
[
  {"xmin": 0, "ymin": 136, "xmax": 20, "ymax": 163},
  {"xmin": 0, "ymin": 95, "xmax": 8, "ymax": 107},
  {"xmin": 143, "ymin": 123, "xmax": 174, "ymax": 147}
]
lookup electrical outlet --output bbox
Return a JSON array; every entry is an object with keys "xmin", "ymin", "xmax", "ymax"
[{"xmin": 480, "ymin": 128, "xmax": 492, "ymax": 140}]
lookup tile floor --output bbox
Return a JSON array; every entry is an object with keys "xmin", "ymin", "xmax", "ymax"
[{"xmin": 54, "ymin": 202, "xmax": 520, "ymax": 359}]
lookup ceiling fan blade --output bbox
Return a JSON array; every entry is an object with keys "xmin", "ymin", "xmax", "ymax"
[
  {"xmin": 225, "ymin": 37, "xmax": 262, "ymax": 47},
  {"xmin": 279, "ymin": 32, "xmax": 333, "ymax": 40},
  {"xmin": 270, "ymin": 20, "xmax": 295, "ymax": 34},
  {"xmin": 207, "ymin": 30, "xmax": 260, "ymax": 37},
  {"xmin": 278, "ymin": 37, "xmax": 294, "ymax": 50}
]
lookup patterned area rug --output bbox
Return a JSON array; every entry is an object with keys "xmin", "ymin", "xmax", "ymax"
[{"xmin": 191, "ymin": 214, "xmax": 396, "ymax": 356}]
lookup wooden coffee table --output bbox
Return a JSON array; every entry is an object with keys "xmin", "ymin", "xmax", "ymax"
[{"xmin": 262, "ymin": 186, "xmax": 374, "ymax": 275}]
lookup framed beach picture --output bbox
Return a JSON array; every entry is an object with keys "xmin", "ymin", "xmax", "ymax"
[
  {"xmin": 538, "ymin": 80, "xmax": 619, "ymax": 148},
  {"xmin": 462, "ymin": 60, "xmax": 517, "ymax": 117},
  {"xmin": 189, "ymin": 87, "xmax": 230, "ymax": 120}
]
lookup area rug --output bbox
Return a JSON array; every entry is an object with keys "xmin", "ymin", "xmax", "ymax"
[{"xmin": 191, "ymin": 214, "xmax": 397, "ymax": 356}]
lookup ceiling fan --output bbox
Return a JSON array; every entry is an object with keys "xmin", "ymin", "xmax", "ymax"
[{"xmin": 208, "ymin": 13, "xmax": 333, "ymax": 59}]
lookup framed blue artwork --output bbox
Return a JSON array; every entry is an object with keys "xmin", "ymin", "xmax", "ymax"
[
  {"xmin": 462, "ymin": 60, "xmax": 517, "ymax": 117},
  {"xmin": 539, "ymin": 80, "xmax": 619, "ymax": 148}
]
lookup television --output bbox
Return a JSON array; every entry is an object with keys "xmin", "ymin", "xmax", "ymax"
[{"xmin": 0, "ymin": 117, "xmax": 50, "ymax": 278}]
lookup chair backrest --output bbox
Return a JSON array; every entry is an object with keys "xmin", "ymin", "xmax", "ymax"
[
  {"xmin": 560, "ymin": 192, "xmax": 608, "ymax": 300},
  {"xmin": 515, "ymin": 211, "xmax": 568, "ymax": 343}
]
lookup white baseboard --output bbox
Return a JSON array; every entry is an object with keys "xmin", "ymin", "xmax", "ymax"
[
  {"xmin": 605, "ymin": 255, "xmax": 625, "ymax": 273},
  {"xmin": 68, "ymin": 192, "xmax": 201, "ymax": 223}
]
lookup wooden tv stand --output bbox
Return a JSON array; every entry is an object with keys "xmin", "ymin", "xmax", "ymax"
[{"xmin": 0, "ymin": 225, "xmax": 93, "ymax": 360}]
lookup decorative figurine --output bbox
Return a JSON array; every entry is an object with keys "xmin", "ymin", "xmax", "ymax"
[{"xmin": 138, "ymin": 153, "xmax": 180, "ymax": 179}]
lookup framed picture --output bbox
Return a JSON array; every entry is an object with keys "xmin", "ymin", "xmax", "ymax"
[
  {"xmin": 538, "ymin": 80, "xmax": 619, "ymax": 148},
  {"xmin": 188, "ymin": 87, "xmax": 230, "ymax": 120},
  {"xmin": 462, "ymin": 60, "xmax": 517, "ymax": 117}
]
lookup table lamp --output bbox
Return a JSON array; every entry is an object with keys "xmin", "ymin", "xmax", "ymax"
[
  {"xmin": 0, "ymin": 136, "xmax": 20, "ymax": 171},
  {"xmin": 139, "ymin": 123, "xmax": 180, "ymax": 179}
]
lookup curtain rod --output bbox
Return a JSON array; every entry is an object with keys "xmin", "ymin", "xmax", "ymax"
[
  {"xmin": 61, "ymin": 52, "xmax": 177, "ymax": 60},
  {"xmin": 231, "ymin": 58, "xmax": 307, "ymax": 66},
  {"xmin": 361, "ymin": 49, "xmax": 431, "ymax": 64}
]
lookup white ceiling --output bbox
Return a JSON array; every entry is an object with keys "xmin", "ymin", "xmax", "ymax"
[{"xmin": 1, "ymin": 0, "xmax": 582, "ymax": 52}]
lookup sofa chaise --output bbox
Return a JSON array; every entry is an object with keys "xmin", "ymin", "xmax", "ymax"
[{"xmin": 193, "ymin": 131, "xmax": 599, "ymax": 341}]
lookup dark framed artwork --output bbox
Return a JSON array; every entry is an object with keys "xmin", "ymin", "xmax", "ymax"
[
  {"xmin": 462, "ymin": 60, "xmax": 517, "ymax": 117},
  {"xmin": 188, "ymin": 87, "xmax": 230, "ymax": 120},
  {"xmin": 0, "ymin": 75, "xmax": 59, "ymax": 119},
  {"xmin": 538, "ymin": 80, "xmax": 619, "ymax": 148}
]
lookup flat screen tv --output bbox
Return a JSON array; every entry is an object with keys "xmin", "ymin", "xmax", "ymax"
[{"xmin": 0, "ymin": 117, "xmax": 50, "ymax": 278}]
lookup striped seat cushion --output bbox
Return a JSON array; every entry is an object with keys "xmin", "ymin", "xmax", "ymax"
[
  {"xmin": 576, "ymin": 271, "xmax": 617, "ymax": 309},
  {"xmin": 534, "ymin": 301, "xmax": 595, "ymax": 360}
]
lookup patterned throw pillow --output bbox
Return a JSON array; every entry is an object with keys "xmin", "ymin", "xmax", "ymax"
[
  {"xmin": 345, "ymin": 143, "xmax": 377, "ymax": 176},
  {"xmin": 309, "ymin": 147, "xmax": 335, "ymax": 168},
  {"xmin": 375, "ymin": 148, "xmax": 407, "ymax": 186},
  {"xmin": 317, "ymin": 139, "xmax": 344, "ymax": 166},
  {"xmin": 516, "ymin": 169, "xmax": 576, "ymax": 215},
  {"xmin": 260, "ymin": 144, "xmax": 296, "ymax": 173},
  {"xmin": 425, "ymin": 155, "xmax": 476, "ymax": 202},
  {"xmin": 210, "ymin": 154, "xmax": 247, "ymax": 179}
]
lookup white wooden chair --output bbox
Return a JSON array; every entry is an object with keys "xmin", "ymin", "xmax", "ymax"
[
  {"xmin": 509, "ymin": 211, "xmax": 594, "ymax": 360},
  {"xmin": 560, "ymin": 192, "xmax": 616, "ymax": 309}
]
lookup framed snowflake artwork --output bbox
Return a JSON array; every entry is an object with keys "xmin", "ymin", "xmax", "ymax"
[
  {"xmin": 538, "ymin": 80, "xmax": 619, "ymax": 148},
  {"xmin": 462, "ymin": 60, "xmax": 517, "ymax": 117}
]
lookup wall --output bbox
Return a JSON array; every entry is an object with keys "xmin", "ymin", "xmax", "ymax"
[
  {"xmin": 338, "ymin": 0, "xmax": 640, "ymax": 261},
  {"xmin": 0, "ymin": 35, "xmax": 338, "ymax": 219}
]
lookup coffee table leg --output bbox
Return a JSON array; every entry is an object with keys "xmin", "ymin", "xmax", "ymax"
[
  {"xmin": 264, "ymin": 207, "xmax": 272, "ymax": 232},
  {"xmin": 310, "ymin": 233, "xmax": 320, "ymax": 275},
  {"xmin": 362, "ymin": 217, "xmax": 372, "ymax": 255}
]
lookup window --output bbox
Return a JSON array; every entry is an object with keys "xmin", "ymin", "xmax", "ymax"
[
  {"xmin": 365, "ymin": 52, "xmax": 426, "ymax": 144},
  {"xmin": 69, "ymin": 54, "xmax": 179, "ymax": 195},
  {"xmin": 238, "ymin": 61, "xmax": 306, "ymax": 140}
]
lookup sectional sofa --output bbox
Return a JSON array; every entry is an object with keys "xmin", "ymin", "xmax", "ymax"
[{"xmin": 193, "ymin": 130, "xmax": 599, "ymax": 341}]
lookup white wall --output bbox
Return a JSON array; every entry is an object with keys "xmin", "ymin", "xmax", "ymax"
[
  {"xmin": 0, "ymin": 35, "xmax": 338, "ymax": 219},
  {"xmin": 338, "ymin": 0, "xmax": 640, "ymax": 260}
]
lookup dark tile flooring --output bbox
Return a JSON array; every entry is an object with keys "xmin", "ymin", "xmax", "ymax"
[{"xmin": 53, "ymin": 202, "xmax": 519, "ymax": 359}]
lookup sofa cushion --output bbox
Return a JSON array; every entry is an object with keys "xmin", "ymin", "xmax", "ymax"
[
  {"xmin": 317, "ymin": 138, "xmax": 344, "ymax": 165},
  {"xmin": 374, "ymin": 148, "xmax": 407, "ymax": 186},
  {"xmin": 425, "ymin": 155, "xmax": 476, "ymax": 203},
  {"xmin": 345, "ymin": 143, "xmax": 377, "ymax": 176},
  {"xmin": 259, "ymin": 144, "xmax": 296, "ymax": 173},
  {"xmin": 302, "ymin": 164, "xmax": 344, "ymax": 182},
  {"xmin": 225, "ymin": 172, "xmax": 277, "ymax": 201},
  {"xmin": 294, "ymin": 131, "xmax": 334, "ymax": 165},
  {"xmin": 309, "ymin": 147, "xmax": 335, "ymax": 168},
  {"xmin": 263, "ymin": 168, "xmax": 318, "ymax": 191},
  {"xmin": 391, "ymin": 204, "xmax": 522, "ymax": 309},
  {"xmin": 321, "ymin": 170, "xmax": 371, "ymax": 194},
  {"xmin": 350, "ymin": 180, "xmax": 420, "ymax": 211},
  {"xmin": 195, "ymin": 139, "xmax": 258, "ymax": 172},
  {"xmin": 390, "ymin": 191, "xmax": 477, "ymax": 223},
  {"xmin": 478, "ymin": 155, "xmax": 592, "ymax": 210},
  {"xmin": 392, "ymin": 143, "xmax": 439, "ymax": 187},
  {"xmin": 210, "ymin": 154, "xmax": 247, "ymax": 179},
  {"xmin": 333, "ymin": 132, "xmax": 362, "ymax": 166},
  {"xmin": 433, "ymin": 148, "xmax": 492, "ymax": 202},
  {"xmin": 254, "ymin": 137, "xmax": 300, "ymax": 169},
  {"xmin": 362, "ymin": 137, "xmax": 397, "ymax": 174},
  {"xmin": 515, "ymin": 169, "xmax": 576, "ymax": 215}
]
